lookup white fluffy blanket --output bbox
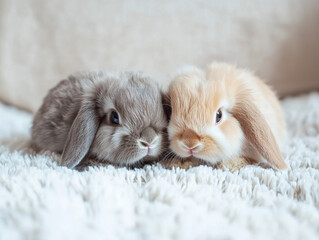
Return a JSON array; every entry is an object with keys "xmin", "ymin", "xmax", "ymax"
[{"xmin": 0, "ymin": 93, "xmax": 319, "ymax": 240}]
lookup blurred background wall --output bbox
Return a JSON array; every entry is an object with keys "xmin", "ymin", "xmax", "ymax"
[{"xmin": 1, "ymin": 0, "xmax": 319, "ymax": 113}]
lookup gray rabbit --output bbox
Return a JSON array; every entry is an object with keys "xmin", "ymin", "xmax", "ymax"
[{"xmin": 31, "ymin": 70, "xmax": 169, "ymax": 168}]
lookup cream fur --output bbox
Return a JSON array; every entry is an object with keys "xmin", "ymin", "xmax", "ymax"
[{"xmin": 168, "ymin": 63, "xmax": 286, "ymax": 169}]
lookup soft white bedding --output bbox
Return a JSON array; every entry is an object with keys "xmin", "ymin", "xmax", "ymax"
[{"xmin": 0, "ymin": 93, "xmax": 319, "ymax": 240}]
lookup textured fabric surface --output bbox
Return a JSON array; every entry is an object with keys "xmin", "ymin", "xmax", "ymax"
[
  {"xmin": 0, "ymin": 93, "xmax": 319, "ymax": 239},
  {"xmin": 1, "ymin": 0, "xmax": 319, "ymax": 112}
]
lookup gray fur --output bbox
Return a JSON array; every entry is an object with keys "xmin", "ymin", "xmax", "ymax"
[{"xmin": 31, "ymin": 70, "xmax": 168, "ymax": 168}]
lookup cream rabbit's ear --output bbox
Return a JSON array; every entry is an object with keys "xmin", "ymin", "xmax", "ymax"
[
  {"xmin": 232, "ymin": 98, "xmax": 287, "ymax": 170},
  {"xmin": 61, "ymin": 103, "xmax": 100, "ymax": 168}
]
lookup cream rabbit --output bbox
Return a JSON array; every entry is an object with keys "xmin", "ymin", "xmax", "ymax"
[{"xmin": 166, "ymin": 63, "xmax": 287, "ymax": 170}]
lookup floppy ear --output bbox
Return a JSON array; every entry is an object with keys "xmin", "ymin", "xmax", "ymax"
[
  {"xmin": 61, "ymin": 103, "xmax": 100, "ymax": 168},
  {"xmin": 232, "ymin": 98, "xmax": 287, "ymax": 170}
]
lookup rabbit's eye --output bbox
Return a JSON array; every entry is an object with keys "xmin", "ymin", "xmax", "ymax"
[
  {"xmin": 216, "ymin": 109, "xmax": 222, "ymax": 123},
  {"xmin": 110, "ymin": 111, "xmax": 120, "ymax": 124}
]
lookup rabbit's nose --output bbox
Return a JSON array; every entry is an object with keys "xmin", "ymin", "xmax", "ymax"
[
  {"xmin": 180, "ymin": 129, "xmax": 202, "ymax": 151},
  {"xmin": 179, "ymin": 141, "xmax": 203, "ymax": 156},
  {"xmin": 137, "ymin": 139, "xmax": 157, "ymax": 155},
  {"xmin": 137, "ymin": 139, "xmax": 150, "ymax": 149},
  {"xmin": 180, "ymin": 141, "xmax": 202, "ymax": 151},
  {"xmin": 137, "ymin": 136, "xmax": 159, "ymax": 149},
  {"xmin": 138, "ymin": 139, "xmax": 150, "ymax": 148},
  {"xmin": 140, "ymin": 127, "xmax": 157, "ymax": 144}
]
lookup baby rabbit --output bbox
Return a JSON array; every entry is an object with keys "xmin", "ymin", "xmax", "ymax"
[
  {"xmin": 166, "ymin": 63, "xmax": 287, "ymax": 170},
  {"xmin": 31, "ymin": 70, "xmax": 168, "ymax": 168}
]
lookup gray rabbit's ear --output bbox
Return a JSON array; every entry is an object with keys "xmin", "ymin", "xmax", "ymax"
[{"xmin": 61, "ymin": 103, "xmax": 100, "ymax": 168}]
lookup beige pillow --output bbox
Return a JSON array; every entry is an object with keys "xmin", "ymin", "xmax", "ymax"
[{"xmin": 1, "ymin": 0, "xmax": 319, "ymax": 113}]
